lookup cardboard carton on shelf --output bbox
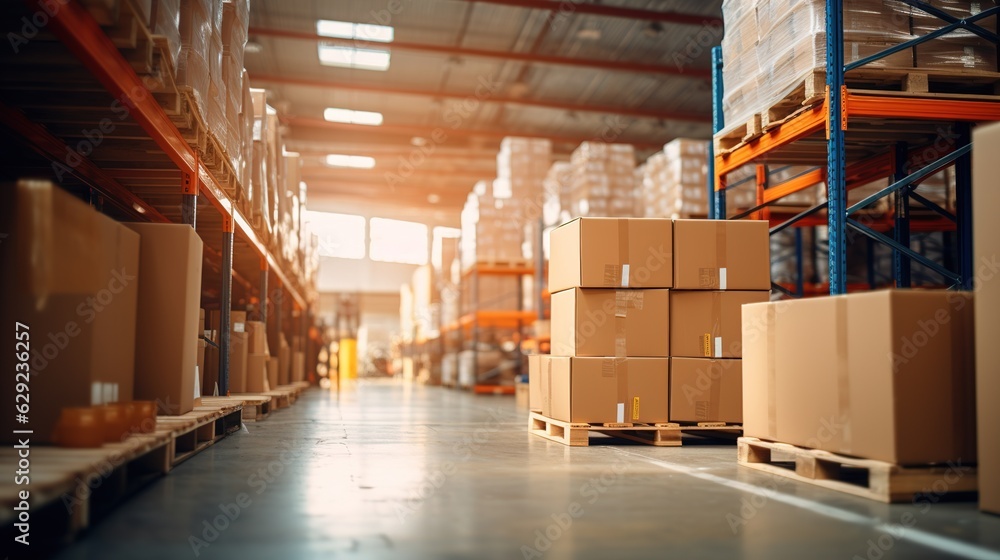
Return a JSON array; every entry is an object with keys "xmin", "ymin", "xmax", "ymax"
[
  {"xmin": 670, "ymin": 291, "xmax": 769, "ymax": 359},
  {"xmin": 669, "ymin": 358, "xmax": 742, "ymax": 424},
  {"xmin": 548, "ymin": 217, "xmax": 673, "ymax": 294},
  {"xmin": 267, "ymin": 356, "xmax": 279, "ymax": 390},
  {"xmin": 0, "ymin": 181, "xmax": 140, "ymax": 443},
  {"xmin": 246, "ymin": 354, "xmax": 268, "ymax": 393},
  {"xmin": 672, "ymin": 219, "xmax": 771, "ymax": 290},
  {"xmin": 540, "ymin": 356, "xmax": 668, "ymax": 424},
  {"xmin": 742, "ymin": 290, "xmax": 976, "ymax": 465},
  {"xmin": 551, "ymin": 288, "xmax": 670, "ymax": 357},
  {"xmin": 126, "ymin": 222, "xmax": 203, "ymax": 416}
]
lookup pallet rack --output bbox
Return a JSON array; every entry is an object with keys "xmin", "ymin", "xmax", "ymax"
[
  {"xmin": 0, "ymin": 0, "xmax": 317, "ymax": 392},
  {"xmin": 710, "ymin": 0, "xmax": 1000, "ymax": 295},
  {"xmin": 453, "ymin": 263, "xmax": 536, "ymax": 391}
]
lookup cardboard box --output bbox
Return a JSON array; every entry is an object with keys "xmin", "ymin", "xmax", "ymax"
[
  {"xmin": 527, "ymin": 355, "xmax": 543, "ymax": 412},
  {"xmin": 551, "ymin": 288, "xmax": 670, "ymax": 357},
  {"xmin": 0, "ymin": 181, "xmax": 139, "ymax": 443},
  {"xmin": 671, "ymin": 291, "xmax": 769, "ymax": 358},
  {"xmin": 292, "ymin": 351, "xmax": 305, "ymax": 382},
  {"xmin": 540, "ymin": 356, "xmax": 668, "ymax": 424},
  {"xmin": 267, "ymin": 356, "xmax": 279, "ymax": 390},
  {"xmin": 673, "ymin": 219, "xmax": 771, "ymax": 290},
  {"xmin": 126, "ymin": 223, "xmax": 203, "ymax": 416},
  {"xmin": 228, "ymin": 311, "xmax": 248, "ymax": 392},
  {"xmin": 246, "ymin": 320, "xmax": 267, "ymax": 354},
  {"xmin": 973, "ymin": 122, "xmax": 1000, "ymax": 514},
  {"xmin": 669, "ymin": 358, "xmax": 742, "ymax": 423},
  {"xmin": 246, "ymin": 353, "xmax": 268, "ymax": 392},
  {"xmin": 548, "ymin": 218, "xmax": 673, "ymax": 293},
  {"xmin": 278, "ymin": 334, "xmax": 290, "ymax": 386},
  {"xmin": 742, "ymin": 290, "xmax": 976, "ymax": 465}
]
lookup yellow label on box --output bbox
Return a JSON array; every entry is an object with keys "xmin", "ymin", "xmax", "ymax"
[
  {"xmin": 632, "ymin": 396, "xmax": 640, "ymax": 420},
  {"xmin": 703, "ymin": 333, "xmax": 712, "ymax": 357}
]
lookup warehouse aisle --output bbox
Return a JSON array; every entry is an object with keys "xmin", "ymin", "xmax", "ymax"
[{"xmin": 56, "ymin": 381, "xmax": 1000, "ymax": 560}]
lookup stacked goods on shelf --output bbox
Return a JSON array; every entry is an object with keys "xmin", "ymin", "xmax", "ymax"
[
  {"xmin": 912, "ymin": 1, "xmax": 998, "ymax": 71},
  {"xmin": 973, "ymin": 123, "xmax": 999, "ymax": 514},
  {"xmin": 742, "ymin": 290, "xmax": 976, "ymax": 465},
  {"xmin": 722, "ymin": 0, "xmax": 1000, "ymax": 132},
  {"xmin": 641, "ymin": 140, "xmax": 755, "ymax": 219},
  {"xmin": 567, "ymin": 142, "xmax": 637, "ymax": 218},
  {"xmin": 721, "ymin": 0, "xmax": 917, "ymax": 128},
  {"xmin": 540, "ymin": 218, "xmax": 674, "ymax": 424},
  {"xmin": 128, "ymin": 223, "xmax": 204, "ymax": 414},
  {"xmin": 460, "ymin": 182, "xmax": 525, "ymax": 268},
  {"xmin": 543, "ymin": 161, "xmax": 571, "ymax": 226},
  {"xmin": 669, "ymin": 220, "xmax": 771, "ymax": 423},
  {"xmin": 494, "ymin": 137, "xmax": 552, "ymax": 202},
  {"xmin": 1, "ymin": 181, "xmax": 140, "ymax": 444},
  {"xmin": 411, "ymin": 265, "xmax": 441, "ymax": 340},
  {"xmin": 245, "ymin": 321, "xmax": 271, "ymax": 392}
]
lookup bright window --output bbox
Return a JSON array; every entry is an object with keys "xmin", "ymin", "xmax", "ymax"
[
  {"xmin": 432, "ymin": 226, "xmax": 461, "ymax": 270},
  {"xmin": 318, "ymin": 44, "xmax": 391, "ymax": 71},
  {"xmin": 370, "ymin": 218, "xmax": 428, "ymax": 265},
  {"xmin": 325, "ymin": 154, "xmax": 376, "ymax": 169},
  {"xmin": 324, "ymin": 107, "xmax": 383, "ymax": 126},
  {"xmin": 316, "ymin": 20, "xmax": 394, "ymax": 42},
  {"xmin": 306, "ymin": 211, "xmax": 366, "ymax": 259}
]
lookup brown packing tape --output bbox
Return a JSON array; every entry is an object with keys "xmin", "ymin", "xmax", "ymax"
[
  {"xmin": 835, "ymin": 297, "xmax": 851, "ymax": 451},
  {"xmin": 618, "ymin": 219, "xmax": 630, "ymax": 287},
  {"xmin": 617, "ymin": 358, "xmax": 629, "ymax": 421},
  {"xmin": 766, "ymin": 305, "xmax": 778, "ymax": 439},
  {"xmin": 716, "ymin": 220, "xmax": 727, "ymax": 289},
  {"xmin": 708, "ymin": 360, "xmax": 723, "ymax": 421}
]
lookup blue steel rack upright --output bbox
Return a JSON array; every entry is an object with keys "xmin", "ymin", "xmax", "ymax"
[{"xmin": 711, "ymin": 0, "xmax": 1000, "ymax": 295}]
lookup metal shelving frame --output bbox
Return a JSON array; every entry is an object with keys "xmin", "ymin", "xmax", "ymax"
[
  {"xmin": 709, "ymin": 0, "xmax": 1000, "ymax": 294},
  {"xmin": 1, "ymin": 0, "xmax": 315, "ymax": 393}
]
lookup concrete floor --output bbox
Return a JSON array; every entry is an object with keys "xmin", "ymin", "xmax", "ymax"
[{"xmin": 54, "ymin": 379, "xmax": 1000, "ymax": 560}]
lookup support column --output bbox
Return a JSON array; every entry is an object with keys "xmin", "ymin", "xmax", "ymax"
[
  {"xmin": 893, "ymin": 141, "xmax": 911, "ymax": 287},
  {"xmin": 219, "ymin": 214, "xmax": 234, "ymax": 396},
  {"xmin": 956, "ymin": 123, "xmax": 973, "ymax": 290},
  {"xmin": 711, "ymin": 46, "xmax": 726, "ymax": 220},
  {"xmin": 826, "ymin": 0, "xmax": 847, "ymax": 295}
]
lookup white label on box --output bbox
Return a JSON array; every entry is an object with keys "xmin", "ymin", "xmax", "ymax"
[
  {"xmin": 621, "ymin": 264, "xmax": 630, "ymax": 287},
  {"xmin": 719, "ymin": 267, "xmax": 728, "ymax": 290},
  {"xmin": 91, "ymin": 382, "xmax": 102, "ymax": 406},
  {"xmin": 715, "ymin": 337, "xmax": 723, "ymax": 358},
  {"xmin": 616, "ymin": 403, "xmax": 625, "ymax": 423},
  {"xmin": 234, "ymin": 322, "xmax": 246, "ymax": 333},
  {"xmin": 194, "ymin": 366, "xmax": 201, "ymax": 400},
  {"xmin": 103, "ymin": 383, "xmax": 116, "ymax": 405}
]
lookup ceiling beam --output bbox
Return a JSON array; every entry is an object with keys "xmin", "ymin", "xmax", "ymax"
[
  {"xmin": 465, "ymin": 0, "xmax": 722, "ymax": 26},
  {"xmin": 247, "ymin": 27, "xmax": 710, "ymax": 79},
  {"xmin": 284, "ymin": 116, "xmax": 668, "ymax": 149},
  {"xmin": 252, "ymin": 73, "xmax": 707, "ymax": 123}
]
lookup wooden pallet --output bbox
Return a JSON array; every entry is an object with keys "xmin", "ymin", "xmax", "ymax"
[
  {"xmin": 715, "ymin": 72, "xmax": 826, "ymax": 154},
  {"xmin": 737, "ymin": 437, "xmax": 979, "ymax": 503},
  {"xmin": 205, "ymin": 394, "xmax": 272, "ymax": 422},
  {"xmin": 528, "ymin": 412, "xmax": 742, "ymax": 447},
  {"xmin": 0, "ymin": 429, "xmax": 171, "ymax": 548},
  {"xmin": 154, "ymin": 400, "xmax": 244, "ymax": 467},
  {"xmin": 263, "ymin": 385, "xmax": 303, "ymax": 410}
]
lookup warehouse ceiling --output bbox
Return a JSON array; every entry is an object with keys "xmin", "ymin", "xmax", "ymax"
[{"xmin": 245, "ymin": 0, "xmax": 723, "ymax": 222}]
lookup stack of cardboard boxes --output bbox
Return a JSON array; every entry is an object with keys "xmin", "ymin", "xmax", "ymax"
[
  {"xmin": 530, "ymin": 218, "xmax": 771, "ymax": 426},
  {"xmin": 568, "ymin": 143, "xmax": 638, "ymax": 218}
]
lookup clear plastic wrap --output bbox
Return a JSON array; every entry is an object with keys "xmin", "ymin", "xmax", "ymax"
[
  {"xmin": 495, "ymin": 137, "xmax": 550, "ymax": 200},
  {"xmin": 221, "ymin": 0, "xmax": 249, "ymax": 74},
  {"xmin": 568, "ymin": 142, "xmax": 637, "ymax": 218},
  {"xmin": 152, "ymin": 0, "xmax": 182, "ymax": 68},
  {"xmin": 240, "ymin": 70, "xmax": 254, "ymax": 207},
  {"xmin": 722, "ymin": 0, "xmax": 920, "ymax": 128}
]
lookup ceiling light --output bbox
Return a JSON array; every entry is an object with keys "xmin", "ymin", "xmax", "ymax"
[
  {"xmin": 318, "ymin": 44, "xmax": 391, "ymax": 71},
  {"xmin": 316, "ymin": 20, "xmax": 394, "ymax": 43},
  {"xmin": 133, "ymin": 203, "xmax": 146, "ymax": 214},
  {"xmin": 325, "ymin": 154, "xmax": 376, "ymax": 169},
  {"xmin": 428, "ymin": 194, "xmax": 441, "ymax": 204},
  {"xmin": 411, "ymin": 137, "xmax": 428, "ymax": 147},
  {"xmin": 324, "ymin": 107, "xmax": 383, "ymax": 126},
  {"xmin": 575, "ymin": 28, "xmax": 601, "ymax": 41}
]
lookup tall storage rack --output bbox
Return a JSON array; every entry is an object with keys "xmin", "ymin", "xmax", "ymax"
[
  {"xmin": 710, "ymin": 0, "xmax": 1000, "ymax": 295},
  {"xmin": 0, "ymin": 0, "xmax": 317, "ymax": 392}
]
